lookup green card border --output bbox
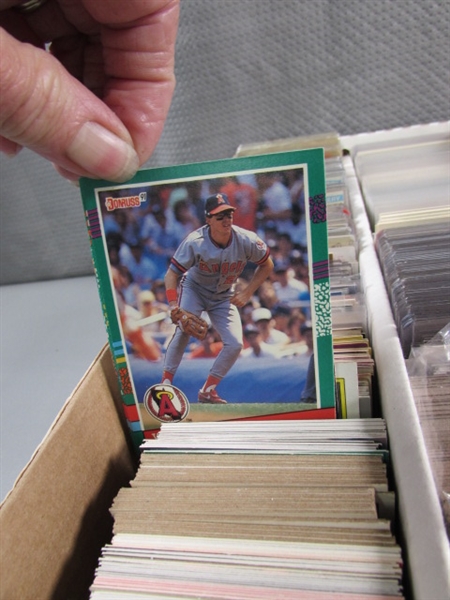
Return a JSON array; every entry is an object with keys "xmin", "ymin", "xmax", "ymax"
[{"xmin": 80, "ymin": 148, "xmax": 335, "ymax": 437}]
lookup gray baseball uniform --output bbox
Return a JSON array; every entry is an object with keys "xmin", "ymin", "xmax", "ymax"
[{"xmin": 164, "ymin": 224, "xmax": 270, "ymax": 379}]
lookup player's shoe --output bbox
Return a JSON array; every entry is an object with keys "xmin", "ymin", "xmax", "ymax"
[{"xmin": 198, "ymin": 389, "xmax": 227, "ymax": 404}]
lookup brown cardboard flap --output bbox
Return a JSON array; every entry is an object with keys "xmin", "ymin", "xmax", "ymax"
[{"xmin": 0, "ymin": 345, "xmax": 136, "ymax": 600}]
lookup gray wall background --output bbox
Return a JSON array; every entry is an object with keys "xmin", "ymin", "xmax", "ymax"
[{"xmin": 1, "ymin": 0, "xmax": 449, "ymax": 285}]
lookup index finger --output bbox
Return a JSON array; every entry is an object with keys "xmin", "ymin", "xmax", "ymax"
[{"xmin": 86, "ymin": 0, "xmax": 179, "ymax": 164}]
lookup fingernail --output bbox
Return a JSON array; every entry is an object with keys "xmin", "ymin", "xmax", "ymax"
[{"xmin": 67, "ymin": 122, "xmax": 139, "ymax": 182}]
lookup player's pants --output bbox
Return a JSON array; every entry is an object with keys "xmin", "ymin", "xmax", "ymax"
[{"xmin": 164, "ymin": 281, "xmax": 243, "ymax": 380}]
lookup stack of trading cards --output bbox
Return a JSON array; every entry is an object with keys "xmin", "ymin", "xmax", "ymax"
[
  {"xmin": 90, "ymin": 419, "xmax": 404, "ymax": 599},
  {"xmin": 375, "ymin": 222, "xmax": 450, "ymax": 358},
  {"xmin": 236, "ymin": 135, "xmax": 374, "ymax": 419},
  {"xmin": 351, "ymin": 133, "xmax": 449, "ymax": 358},
  {"xmin": 350, "ymin": 135, "xmax": 449, "ymax": 230},
  {"xmin": 326, "ymin": 156, "xmax": 373, "ymax": 418}
]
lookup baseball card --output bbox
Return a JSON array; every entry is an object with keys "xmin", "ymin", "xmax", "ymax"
[{"xmin": 80, "ymin": 149, "xmax": 335, "ymax": 448}]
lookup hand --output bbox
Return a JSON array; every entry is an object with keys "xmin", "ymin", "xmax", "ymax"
[
  {"xmin": 231, "ymin": 257, "xmax": 274, "ymax": 308},
  {"xmin": 169, "ymin": 303, "xmax": 179, "ymax": 321},
  {"xmin": 0, "ymin": 0, "xmax": 179, "ymax": 182},
  {"xmin": 230, "ymin": 289, "xmax": 252, "ymax": 308}
]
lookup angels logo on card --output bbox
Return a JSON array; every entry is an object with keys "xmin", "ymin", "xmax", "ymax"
[
  {"xmin": 143, "ymin": 384, "xmax": 190, "ymax": 423},
  {"xmin": 256, "ymin": 237, "xmax": 266, "ymax": 252}
]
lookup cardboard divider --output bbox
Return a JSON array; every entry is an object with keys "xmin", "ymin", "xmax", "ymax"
[{"xmin": 0, "ymin": 345, "xmax": 137, "ymax": 600}]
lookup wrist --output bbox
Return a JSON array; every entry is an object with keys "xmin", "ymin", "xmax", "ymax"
[{"xmin": 166, "ymin": 288, "xmax": 178, "ymax": 304}]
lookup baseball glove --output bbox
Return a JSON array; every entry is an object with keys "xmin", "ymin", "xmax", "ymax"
[{"xmin": 170, "ymin": 307, "xmax": 208, "ymax": 341}]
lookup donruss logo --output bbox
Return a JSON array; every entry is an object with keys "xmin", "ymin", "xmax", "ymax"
[
  {"xmin": 143, "ymin": 384, "xmax": 190, "ymax": 423},
  {"xmin": 105, "ymin": 192, "xmax": 147, "ymax": 212}
]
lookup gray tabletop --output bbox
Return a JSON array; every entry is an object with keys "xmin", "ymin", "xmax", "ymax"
[{"xmin": 0, "ymin": 276, "xmax": 107, "ymax": 501}]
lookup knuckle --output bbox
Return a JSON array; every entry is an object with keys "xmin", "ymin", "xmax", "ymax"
[{"xmin": 0, "ymin": 44, "xmax": 67, "ymax": 146}]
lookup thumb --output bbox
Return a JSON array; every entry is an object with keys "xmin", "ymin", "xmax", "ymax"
[{"xmin": 0, "ymin": 28, "xmax": 139, "ymax": 182}]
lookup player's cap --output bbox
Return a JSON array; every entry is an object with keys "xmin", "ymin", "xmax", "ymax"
[
  {"xmin": 252, "ymin": 307, "xmax": 272, "ymax": 322},
  {"xmin": 205, "ymin": 193, "xmax": 236, "ymax": 216},
  {"xmin": 243, "ymin": 323, "xmax": 259, "ymax": 337},
  {"xmin": 139, "ymin": 290, "xmax": 155, "ymax": 303}
]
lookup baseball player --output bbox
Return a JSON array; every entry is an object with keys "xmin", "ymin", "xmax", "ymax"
[{"xmin": 162, "ymin": 192, "xmax": 274, "ymax": 403}]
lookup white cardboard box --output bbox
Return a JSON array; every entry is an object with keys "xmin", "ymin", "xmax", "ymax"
[
  {"xmin": 341, "ymin": 122, "xmax": 450, "ymax": 600},
  {"xmin": 1, "ymin": 124, "xmax": 449, "ymax": 600}
]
